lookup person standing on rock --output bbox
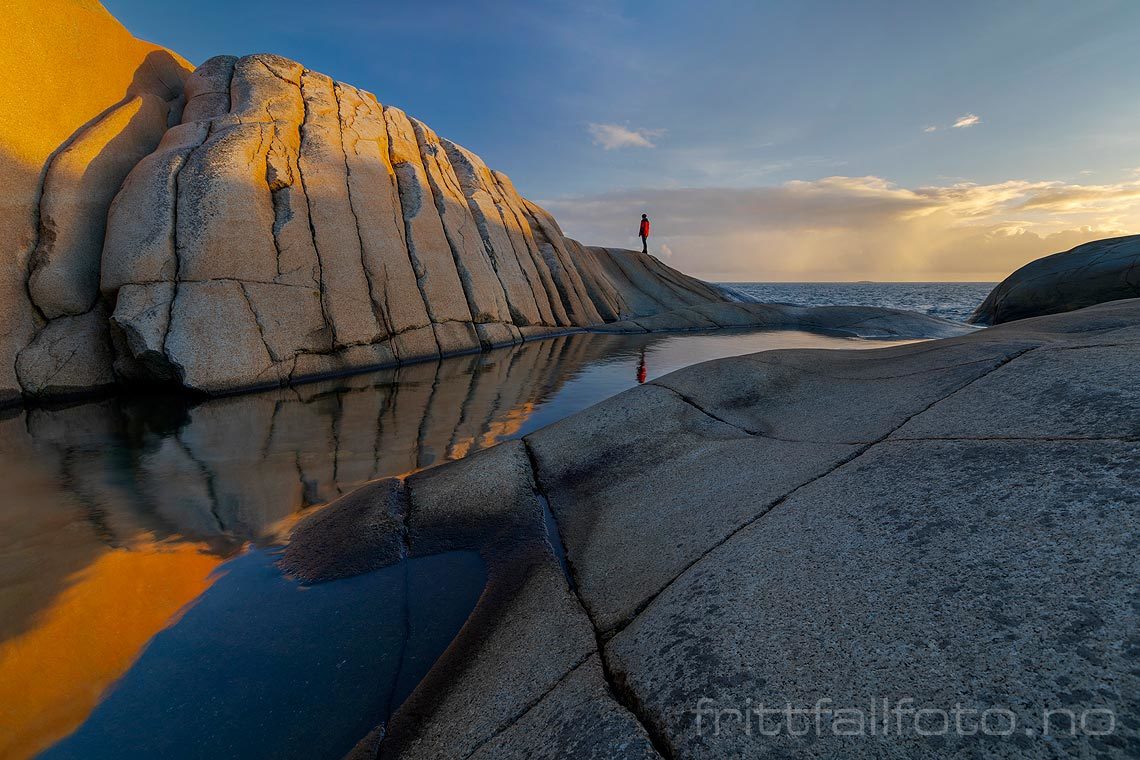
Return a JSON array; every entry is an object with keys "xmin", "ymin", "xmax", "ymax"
[{"xmin": 638, "ymin": 213, "xmax": 651, "ymax": 254}]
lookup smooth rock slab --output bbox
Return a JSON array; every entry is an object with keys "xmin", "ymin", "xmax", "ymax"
[
  {"xmin": 383, "ymin": 442, "xmax": 597, "ymax": 759},
  {"xmin": 652, "ymin": 337, "xmax": 1035, "ymax": 443},
  {"xmin": 468, "ymin": 654, "xmax": 661, "ymax": 760},
  {"xmin": 527, "ymin": 384, "xmax": 859, "ymax": 633},
  {"xmin": 893, "ymin": 341, "xmax": 1140, "ymax": 441},
  {"xmin": 607, "ymin": 439, "xmax": 1140, "ymax": 759}
]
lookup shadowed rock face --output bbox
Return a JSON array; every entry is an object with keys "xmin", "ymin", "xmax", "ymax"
[
  {"xmin": 970, "ymin": 234, "xmax": 1140, "ymax": 325},
  {"xmin": 286, "ymin": 299, "xmax": 1140, "ymax": 758}
]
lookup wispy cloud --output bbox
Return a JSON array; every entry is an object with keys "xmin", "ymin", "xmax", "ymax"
[
  {"xmin": 587, "ymin": 123, "xmax": 663, "ymax": 150},
  {"xmin": 923, "ymin": 125, "xmax": 938, "ymax": 133},
  {"xmin": 542, "ymin": 176, "xmax": 1140, "ymax": 281},
  {"xmin": 952, "ymin": 113, "xmax": 981, "ymax": 128}
]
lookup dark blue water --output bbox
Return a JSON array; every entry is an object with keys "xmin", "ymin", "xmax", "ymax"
[
  {"xmin": 42, "ymin": 549, "xmax": 486, "ymax": 760},
  {"xmin": 720, "ymin": 282, "xmax": 995, "ymax": 322}
]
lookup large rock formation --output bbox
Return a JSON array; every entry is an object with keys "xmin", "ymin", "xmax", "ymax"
[
  {"xmin": 2, "ymin": 4, "xmax": 976, "ymax": 405},
  {"xmin": 0, "ymin": 0, "xmax": 192, "ymax": 405},
  {"xmin": 286, "ymin": 298, "xmax": 1140, "ymax": 758},
  {"xmin": 970, "ymin": 234, "xmax": 1140, "ymax": 325},
  {"xmin": 0, "ymin": 25, "xmax": 732, "ymax": 404},
  {"xmin": 96, "ymin": 52, "xmax": 737, "ymax": 395}
]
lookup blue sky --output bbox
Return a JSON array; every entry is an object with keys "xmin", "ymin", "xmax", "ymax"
[{"xmin": 106, "ymin": 0, "xmax": 1140, "ymax": 280}]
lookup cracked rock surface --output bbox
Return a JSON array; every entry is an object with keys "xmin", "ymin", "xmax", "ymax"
[{"xmin": 288, "ymin": 298, "xmax": 1140, "ymax": 758}]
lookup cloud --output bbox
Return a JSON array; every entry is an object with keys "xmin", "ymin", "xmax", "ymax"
[
  {"xmin": 923, "ymin": 125, "xmax": 938, "ymax": 133},
  {"xmin": 541, "ymin": 176, "xmax": 1140, "ymax": 281},
  {"xmin": 587, "ymin": 123, "xmax": 663, "ymax": 150},
  {"xmin": 659, "ymin": 243, "xmax": 674, "ymax": 258},
  {"xmin": 952, "ymin": 113, "xmax": 981, "ymax": 128}
]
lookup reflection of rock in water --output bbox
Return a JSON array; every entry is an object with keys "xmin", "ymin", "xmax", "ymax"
[
  {"xmin": 41, "ymin": 549, "xmax": 487, "ymax": 760},
  {"xmin": 5, "ymin": 333, "xmax": 643, "ymax": 560}
]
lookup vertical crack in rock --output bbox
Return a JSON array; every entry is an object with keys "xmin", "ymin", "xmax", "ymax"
[
  {"xmin": 441, "ymin": 142, "xmax": 534, "ymax": 329},
  {"xmin": 411, "ymin": 124, "xmax": 484, "ymax": 326},
  {"xmin": 491, "ymin": 173, "xmax": 569, "ymax": 326},
  {"xmin": 521, "ymin": 199, "xmax": 602, "ymax": 323},
  {"xmin": 333, "ymin": 83, "xmax": 393, "ymax": 339},
  {"xmin": 491, "ymin": 201, "xmax": 547, "ymax": 325},
  {"xmin": 295, "ymin": 70, "xmax": 334, "ymax": 337},
  {"xmin": 352, "ymin": 92, "xmax": 403, "ymax": 344},
  {"xmin": 264, "ymin": 113, "xmax": 292, "ymax": 280},
  {"xmin": 461, "ymin": 149, "xmax": 549, "ymax": 326},
  {"xmin": 361, "ymin": 94, "xmax": 427, "ymax": 348},
  {"xmin": 520, "ymin": 438, "xmax": 677, "ymax": 760},
  {"xmin": 383, "ymin": 113, "xmax": 443, "ymax": 355},
  {"xmin": 238, "ymin": 282, "xmax": 278, "ymax": 363},
  {"xmin": 520, "ymin": 205, "xmax": 587, "ymax": 324},
  {"xmin": 164, "ymin": 121, "xmax": 227, "ymax": 376}
]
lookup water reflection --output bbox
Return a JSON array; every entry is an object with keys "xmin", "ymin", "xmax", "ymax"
[
  {"xmin": 42, "ymin": 550, "xmax": 486, "ymax": 760},
  {"xmin": 0, "ymin": 328, "xmax": 908, "ymax": 758}
]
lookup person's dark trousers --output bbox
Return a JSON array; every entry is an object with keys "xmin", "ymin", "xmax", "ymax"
[{"xmin": 640, "ymin": 235, "xmax": 648, "ymax": 253}]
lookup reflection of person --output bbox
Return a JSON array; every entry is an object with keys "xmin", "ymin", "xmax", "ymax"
[
  {"xmin": 638, "ymin": 213, "xmax": 650, "ymax": 254},
  {"xmin": 636, "ymin": 347, "xmax": 647, "ymax": 384}
]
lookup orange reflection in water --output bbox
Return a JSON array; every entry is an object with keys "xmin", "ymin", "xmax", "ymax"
[
  {"xmin": 0, "ymin": 543, "xmax": 222, "ymax": 760},
  {"xmin": 448, "ymin": 400, "xmax": 538, "ymax": 460}
]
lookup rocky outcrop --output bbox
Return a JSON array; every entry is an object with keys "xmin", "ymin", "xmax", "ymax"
[
  {"xmin": 2, "ymin": 5, "xmax": 978, "ymax": 404},
  {"xmin": 1, "ymin": 2, "xmax": 745, "ymax": 406},
  {"xmin": 0, "ymin": 0, "xmax": 192, "ymax": 405},
  {"xmin": 970, "ymin": 234, "xmax": 1140, "ymax": 325},
  {"xmin": 95, "ymin": 52, "xmax": 740, "ymax": 395},
  {"xmin": 285, "ymin": 298, "xmax": 1140, "ymax": 758}
]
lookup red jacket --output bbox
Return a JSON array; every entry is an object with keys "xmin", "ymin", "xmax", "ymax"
[{"xmin": 639, "ymin": 219, "xmax": 650, "ymax": 237}]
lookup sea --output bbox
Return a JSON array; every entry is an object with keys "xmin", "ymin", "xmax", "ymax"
[{"xmin": 720, "ymin": 282, "xmax": 996, "ymax": 323}]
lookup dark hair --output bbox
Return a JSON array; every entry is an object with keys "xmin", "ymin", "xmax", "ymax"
[{"xmin": 641, "ymin": 213, "xmax": 648, "ymax": 218}]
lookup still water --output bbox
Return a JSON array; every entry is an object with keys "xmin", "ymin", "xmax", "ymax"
[{"xmin": 0, "ymin": 328, "xmax": 911, "ymax": 758}]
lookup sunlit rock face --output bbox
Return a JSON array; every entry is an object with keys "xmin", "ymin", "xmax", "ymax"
[
  {"xmin": 97, "ymin": 52, "xmax": 728, "ymax": 394},
  {"xmin": 0, "ymin": 2, "xmax": 727, "ymax": 402},
  {"xmin": 970, "ymin": 234, "xmax": 1140, "ymax": 325},
  {"xmin": 0, "ymin": 0, "xmax": 192, "ymax": 404}
]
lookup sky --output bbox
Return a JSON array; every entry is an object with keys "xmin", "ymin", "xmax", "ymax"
[{"xmin": 105, "ymin": 0, "xmax": 1140, "ymax": 281}]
